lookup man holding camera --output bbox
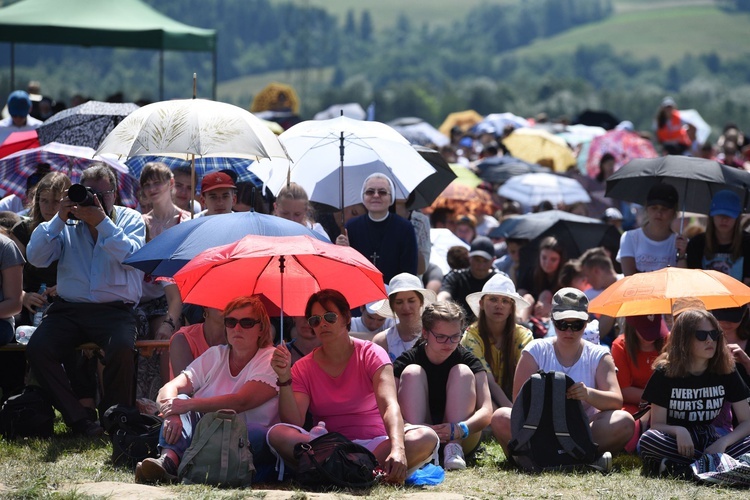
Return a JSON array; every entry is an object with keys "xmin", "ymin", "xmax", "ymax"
[{"xmin": 26, "ymin": 164, "xmax": 146, "ymax": 436}]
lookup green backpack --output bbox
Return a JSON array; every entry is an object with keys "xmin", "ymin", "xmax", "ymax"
[{"xmin": 177, "ymin": 410, "xmax": 255, "ymax": 487}]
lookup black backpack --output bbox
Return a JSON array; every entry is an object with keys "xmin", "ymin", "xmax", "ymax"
[
  {"xmin": 0, "ymin": 385, "xmax": 55, "ymax": 439},
  {"xmin": 102, "ymin": 404, "xmax": 162, "ymax": 467},
  {"xmin": 293, "ymin": 432, "xmax": 380, "ymax": 489},
  {"xmin": 508, "ymin": 371, "xmax": 599, "ymax": 472}
]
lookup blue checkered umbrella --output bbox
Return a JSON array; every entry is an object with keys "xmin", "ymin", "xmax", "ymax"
[
  {"xmin": 125, "ymin": 155, "xmax": 262, "ymax": 191},
  {"xmin": 0, "ymin": 142, "xmax": 139, "ymax": 208}
]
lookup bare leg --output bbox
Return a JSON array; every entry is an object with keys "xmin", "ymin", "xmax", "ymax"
[
  {"xmin": 444, "ymin": 364, "xmax": 480, "ymax": 453},
  {"xmin": 371, "ymin": 427, "xmax": 438, "ymax": 474},
  {"xmin": 591, "ymin": 410, "xmax": 635, "ymax": 453},
  {"xmin": 490, "ymin": 406, "xmax": 513, "ymax": 457},
  {"xmin": 397, "ymin": 365, "xmax": 431, "ymax": 424},
  {"xmin": 267, "ymin": 425, "xmax": 311, "ymax": 467}
]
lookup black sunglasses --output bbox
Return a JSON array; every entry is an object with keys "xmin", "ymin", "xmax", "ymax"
[
  {"xmin": 695, "ymin": 329, "xmax": 721, "ymax": 342},
  {"xmin": 307, "ymin": 312, "xmax": 338, "ymax": 328},
  {"xmin": 553, "ymin": 319, "xmax": 587, "ymax": 332},
  {"xmin": 224, "ymin": 317, "xmax": 261, "ymax": 329},
  {"xmin": 428, "ymin": 330, "xmax": 463, "ymax": 344}
]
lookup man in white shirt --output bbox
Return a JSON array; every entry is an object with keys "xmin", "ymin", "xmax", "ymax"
[{"xmin": 0, "ymin": 90, "xmax": 42, "ymax": 142}]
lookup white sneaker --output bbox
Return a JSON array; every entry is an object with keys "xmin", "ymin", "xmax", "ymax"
[
  {"xmin": 590, "ymin": 451, "xmax": 612, "ymax": 473},
  {"xmin": 443, "ymin": 442, "xmax": 466, "ymax": 470}
]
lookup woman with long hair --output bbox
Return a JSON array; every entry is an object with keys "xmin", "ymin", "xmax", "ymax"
[
  {"xmin": 136, "ymin": 295, "xmax": 279, "ymax": 483},
  {"xmin": 373, "ymin": 273, "xmax": 436, "ymax": 361},
  {"xmin": 517, "ymin": 235, "xmax": 565, "ymax": 324},
  {"xmin": 273, "ymin": 182, "xmax": 330, "ymax": 240},
  {"xmin": 610, "ymin": 314, "xmax": 668, "ymax": 452},
  {"xmin": 394, "ymin": 301, "xmax": 492, "ymax": 470},
  {"xmin": 639, "ymin": 308, "xmax": 750, "ymax": 477},
  {"xmin": 462, "ymin": 274, "xmax": 532, "ymax": 408},
  {"xmin": 687, "ymin": 190, "xmax": 750, "ymax": 285},
  {"xmin": 268, "ymin": 289, "xmax": 438, "ymax": 485}
]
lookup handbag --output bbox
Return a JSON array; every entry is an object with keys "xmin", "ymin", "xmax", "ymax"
[
  {"xmin": 102, "ymin": 404, "xmax": 162, "ymax": 467},
  {"xmin": 293, "ymin": 432, "xmax": 379, "ymax": 489}
]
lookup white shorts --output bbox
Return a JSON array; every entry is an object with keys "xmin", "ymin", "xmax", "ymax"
[{"xmin": 266, "ymin": 422, "xmax": 439, "ymax": 481}]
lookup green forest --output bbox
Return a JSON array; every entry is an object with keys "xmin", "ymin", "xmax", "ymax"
[{"xmin": 1, "ymin": 0, "xmax": 750, "ymax": 140}]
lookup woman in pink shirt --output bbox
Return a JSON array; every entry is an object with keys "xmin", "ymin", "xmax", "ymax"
[{"xmin": 268, "ymin": 289, "xmax": 438, "ymax": 485}]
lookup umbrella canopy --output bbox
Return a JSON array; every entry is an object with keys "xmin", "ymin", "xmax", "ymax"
[
  {"xmin": 475, "ymin": 155, "xmax": 550, "ymax": 185},
  {"xmin": 679, "ymin": 109, "xmax": 711, "ymax": 146},
  {"xmin": 37, "ymin": 101, "xmax": 140, "ymax": 150},
  {"xmin": 428, "ymin": 181, "xmax": 497, "ymax": 217},
  {"xmin": 314, "ymin": 103, "xmax": 366, "ymax": 121},
  {"xmin": 585, "ymin": 129, "xmax": 658, "ymax": 179},
  {"xmin": 438, "ymin": 110, "xmax": 483, "ymax": 137},
  {"xmin": 125, "ymin": 155, "xmax": 262, "ymax": 188},
  {"xmin": 573, "ymin": 110, "xmax": 621, "ymax": 131},
  {"xmin": 96, "ymin": 98, "xmax": 288, "ymax": 161},
  {"xmin": 406, "ymin": 146, "xmax": 457, "ymax": 210},
  {"xmin": 473, "ymin": 112, "xmax": 529, "ymax": 135},
  {"xmin": 0, "ymin": 142, "xmax": 138, "ymax": 207},
  {"xmin": 605, "ymin": 156, "xmax": 750, "ymax": 215},
  {"xmin": 589, "ymin": 267, "xmax": 750, "ymax": 317},
  {"xmin": 387, "ymin": 117, "xmax": 449, "ymax": 147},
  {"xmin": 249, "ymin": 116, "xmax": 436, "ymax": 210},
  {"xmin": 497, "ymin": 172, "xmax": 591, "ymax": 207},
  {"xmin": 173, "ymin": 234, "xmax": 387, "ymax": 317},
  {"xmin": 502, "ymin": 128, "xmax": 577, "ymax": 173},
  {"xmin": 250, "ymin": 83, "xmax": 300, "ymax": 114},
  {"xmin": 123, "ymin": 210, "xmax": 329, "ymax": 277},
  {"xmin": 0, "ymin": 130, "xmax": 39, "ymax": 159}
]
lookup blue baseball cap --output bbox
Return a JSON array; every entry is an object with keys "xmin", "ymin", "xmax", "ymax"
[
  {"xmin": 710, "ymin": 190, "xmax": 741, "ymax": 219},
  {"xmin": 6, "ymin": 90, "xmax": 31, "ymax": 117}
]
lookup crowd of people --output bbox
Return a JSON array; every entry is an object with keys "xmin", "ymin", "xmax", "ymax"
[{"xmin": 2, "ymin": 86, "xmax": 750, "ymax": 487}]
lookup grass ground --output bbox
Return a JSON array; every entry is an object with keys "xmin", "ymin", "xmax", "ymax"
[{"xmin": 0, "ymin": 420, "xmax": 742, "ymax": 499}]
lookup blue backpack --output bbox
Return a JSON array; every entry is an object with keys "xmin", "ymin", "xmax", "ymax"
[{"xmin": 508, "ymin": 371, "xmax": 599, "ymax": 472}]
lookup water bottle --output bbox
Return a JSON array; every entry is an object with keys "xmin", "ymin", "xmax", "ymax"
[
  {"xmin": 15, "ymin": 325, "xmax": 36, "ymax": 345},
  {"xmin": 309, "ymin": 421, "xmax": 327, "ymax": 439},
  {"xmin": 32, "ymin": 283, "xmax": 49, "ymax": 327}
]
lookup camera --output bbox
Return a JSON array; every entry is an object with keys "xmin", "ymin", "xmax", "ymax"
[{"xmin": 67, "ymin": 184, "xmax": 105, "ymax": 221}]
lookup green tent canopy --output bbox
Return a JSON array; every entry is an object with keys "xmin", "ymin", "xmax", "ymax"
[{"xmin": 0, "ymin": 0, "xmax": 217, "ymax": 97}]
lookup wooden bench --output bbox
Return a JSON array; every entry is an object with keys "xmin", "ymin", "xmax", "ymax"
[{"xmin": 0, "ymin": 339, "xmax": 170, "ymax": 355}]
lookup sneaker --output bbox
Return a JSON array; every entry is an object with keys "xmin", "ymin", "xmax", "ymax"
[
  {"xmin": 641, "ymin": 456, "xmax": 662, "ymax": 477},
  {"xmin": 137, "ymin": 455, "xmax": 179, "ymax": 483},
  {"xmin": 72, "ymin": 418, "xmax": 104, "ymax": 438},
  {"xmin": 590, "ymin": 451, "xmax": 612, "ymax": 474},
  {"xmin": 443, "ymin": 442, "xmax": 467, "ymax": 471},
  {"xmin": 662, "ymin": 459, "xmax": 694, "ymax": 480}
]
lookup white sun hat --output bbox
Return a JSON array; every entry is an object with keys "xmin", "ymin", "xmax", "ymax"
[
  {"xmin": 465, "ymin": 274, "xmax": 531, "ymax": 318},
  {"xmin": 376, "ymin": 273, "xmax": 436, "ymax": 318}
]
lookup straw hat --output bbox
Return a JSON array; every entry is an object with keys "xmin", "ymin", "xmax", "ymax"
[
  {"xmin": 376, "ymin": 273, "xmax": 436, "ymax": 318},
  {"xmin": 465, "ymin": 274, "xmax": 530, "ymax": 318}
]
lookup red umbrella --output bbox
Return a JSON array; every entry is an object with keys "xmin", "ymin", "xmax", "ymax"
[
  {"xmin": 173, "ymin": 235, "xmax": 387, "ymax": 338},
  {"xmin": 0, "ymin": 130, "xmax": 40, "ymax": 159},
  {"xmin": 585, "ymin": 129, "xmax": 658, "ymax": 179}
]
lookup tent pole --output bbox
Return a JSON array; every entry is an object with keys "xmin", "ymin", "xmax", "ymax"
[
  {"xmin": 10, "ymin": 42, "xmax": 15, "ymax": 90},
  {"xmin": 159, "ymin": 50, "xmax": 164, "ymax": 101},
  {"xmin": 212, "ymin": 45, "xmax": 217, "ymax": 100}
]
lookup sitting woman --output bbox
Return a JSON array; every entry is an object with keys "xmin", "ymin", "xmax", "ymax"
[
  {"xmin": 610, "ymin": 314, "xmax": 668, "ymax": 453},
  {"xmin": 373, "ymin": 273, "xmax": 436, "ymax": 361},
  {"xmin": 168, "ymin": 306, "xmax": 227, "ymax": 378},
  {"xmin": 491, "ymin": 288, "xmax": 634, "ymax": 459},
  {"xmin": 461, "ymin": 274, "xmax": 532, "ymax": 409},
  {"xmin": 286, "ymin": 315, "xmax": 321, "ymax": 365},
  {"xmin": 393, "ymin": 301, "xmax": 492, "ymax": 471},
  {"xmin": 517, "ymin": 235, "xmax": 565, "ymax": 330},
  {"xmin": 136, "ymin": 295, "xmax": 279, "ymax": 484},
  {"xmin": 268, "ymin": 289, "xmax": 438, "ymax": 485},
  {"xmin": 639, "ymin": 308, "xmax": 750, "ymax": 477}
]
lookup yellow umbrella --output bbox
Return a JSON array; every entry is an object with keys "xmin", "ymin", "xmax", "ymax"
[
  {"xmin": 438, "ymin": 110, "xmax": 484, "ymax": 137},
  {"xmin": 250, "ymin": 82, "xmax": 300, "ymax": 114},
  {"xmin": 502, "ymin": 128, "xmax": 576, "ymax": 173},
  {"xmin": 450, "ymin": 164, "xmax": 482, "ymax": 188}
]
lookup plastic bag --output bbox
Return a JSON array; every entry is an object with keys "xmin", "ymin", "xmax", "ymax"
[{"xmin": 405, "ymin": 463, "xmax": 445, "ymax": 486}]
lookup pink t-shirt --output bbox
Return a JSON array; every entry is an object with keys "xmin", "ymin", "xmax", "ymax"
[{"xmin": 291, "ymin": 338, "xmax": 390, "ymax": 440}]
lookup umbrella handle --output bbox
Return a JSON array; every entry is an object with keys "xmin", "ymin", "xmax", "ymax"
[{"xmin": 279, "ymin": 255, "xmax": 285, "ymax": 344}]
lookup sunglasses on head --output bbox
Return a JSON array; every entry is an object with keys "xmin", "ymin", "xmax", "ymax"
[
  {"xmin": 307, "ymin": 312, "xmax": 338, "ymax": 328},
  {"xmin": 695, "ymin": 329, "xmax": 721, "ymax": 342},
  {"xmin": 553, "ymin": 319, "xmax": 586, "ymax": 332},
  {"xmin": 224, "ymin": 317, "xmax": 261, "ymax": 329}
]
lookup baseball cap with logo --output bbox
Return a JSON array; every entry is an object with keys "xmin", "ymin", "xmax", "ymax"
[
  {"xmin": 551, "ymin": 287, "xmax": 589, "ymax": 321},
  {"xmin": 200, "ymin": 172, "xmax": 236, "ymax": 194}
]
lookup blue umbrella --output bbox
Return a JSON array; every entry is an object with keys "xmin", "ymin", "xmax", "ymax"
[
  {"xmin": 123, "ymin": 211, "xmax": 329, "ymax": 277},
  {"xmin": 125, "ymin": 155, "xmax": 262, "ymax": 190}
]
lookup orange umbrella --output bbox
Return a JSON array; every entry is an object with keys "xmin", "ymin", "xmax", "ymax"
[
  {"xmin": 427, "ymin": 181, "xmax": 497, "ymax": 217},
  {"xmin": 589, "ymin": 267, "xmax": 750, "ymax": 317}
]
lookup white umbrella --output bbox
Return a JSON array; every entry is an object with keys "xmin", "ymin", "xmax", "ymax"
[
  {"xmin": 95, "ymin": 98, "xmax": 288, "ymax": 161},
  {"xmin": 474, "ymin": 112, "xmax": 530, "ymax": 135},
  {"xmin": 679, "ymin": 109, "xmax": 711, "ymax": 146},
  {"xmin": 314, "ymin": 103, "xmax": 367, "ymax": 121},
  {"xmin": 249, "ymin": 116, "xmax": 436, "ymax": 210},
  {"xmin": 387, "ymin": 117, "xmax": 450, "ymax": 147},
  {"xmin": 497, "ymin": 172, "xmax": 591, "ymax": 207}
]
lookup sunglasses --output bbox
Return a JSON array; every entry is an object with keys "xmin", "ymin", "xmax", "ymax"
[
  {"xmin": 364, "ymin": 189, "xmax": 390, "ymax": 197},
  {"xmin": 553, "ymin": 319, "xmax": 587, "ymax": 332},
  {"xmin": 307, "ymin": 312, "xmax": 338, "ymax": 328},
  {"xmin": 224, "ymin": 317, "xmax": 261, "ymax": 329},
  {"xmin": 695, "ymin": 329, "xmax": 721, "ymax": 342},
  {"xmin": 428, "ymin": 330, "xmax": 463, "ymax": 344}
]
